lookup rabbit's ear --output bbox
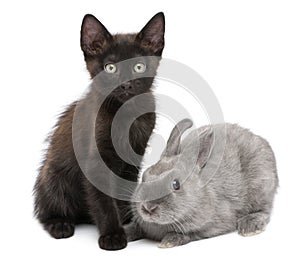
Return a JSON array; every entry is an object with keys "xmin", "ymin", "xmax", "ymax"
[
  {"xmin": 197, "ymin": 128, "xmax": 214, "ymax": 168},
  {"xmin": 164, "ymin": 119, "xmax": 193, "ymax": 157}
]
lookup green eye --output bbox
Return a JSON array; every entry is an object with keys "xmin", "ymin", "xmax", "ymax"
[
  {"xmin": 133, "ymin": 62, "xmax": 146, "ymax": 73},
  {"xmin": 104, "ymin": 63, "xmax": 117, "ymax": 73}
]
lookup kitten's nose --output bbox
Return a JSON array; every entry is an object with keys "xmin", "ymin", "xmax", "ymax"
[
  {"xmin": 141, "ymin": 203, "xmax": 158, "ymax": 215},
  {"xmin": 120, "ymin": 82, "xmax": 132, "ymax": 90}
]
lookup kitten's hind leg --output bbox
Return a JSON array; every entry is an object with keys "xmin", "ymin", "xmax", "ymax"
[
  {"xmin": 237, "ymin": 211, "xmax": 270, "ymax": 237},
  {"xmin": 44, "ymin": 219, "xmax": 75, "ymax": 239},
  {"xmin": 34, "ymin": 166, "xmax": 82, "ymax": 239},
  {"xmin": 35, "ymin": 184, "xmax": 77, "ymax": 239}
]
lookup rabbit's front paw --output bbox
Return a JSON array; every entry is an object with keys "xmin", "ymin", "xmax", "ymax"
[
  {"xmin": 237, "ymin": 212, "xmax": 270, "ymax": 237},
  {"xmin": 159, "ymin": 233, "xmax": 190, "ymax": 248}
]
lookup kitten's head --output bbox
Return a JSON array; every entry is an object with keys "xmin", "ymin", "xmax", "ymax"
[{"xmin": 80, "ymin": 12, "xmax": 165, "ymax": 104}]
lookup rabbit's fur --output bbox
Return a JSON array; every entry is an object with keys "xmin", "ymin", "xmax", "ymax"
[{"xmin": 125, "ymin": 119, "xmax": 278, "ymax": 248}]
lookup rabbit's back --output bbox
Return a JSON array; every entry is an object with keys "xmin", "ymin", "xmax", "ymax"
[
  {"xmin": 203, "ymin": 123, "xmax": 278, "ymax": 211},
  {"xmin": 225, "ymin": 124, "xmax": 278, "ymax": 214},
  {"xmin": 181, "ymin": 123, "xmax": 278, "ymax": 236}
]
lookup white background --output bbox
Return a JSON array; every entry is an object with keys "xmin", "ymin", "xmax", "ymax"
[{"xmin": 0, "ymin": 0, "xmax": 299, "ymax": 257}]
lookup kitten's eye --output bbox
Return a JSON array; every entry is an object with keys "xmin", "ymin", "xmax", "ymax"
[
  {"xmin": 172, "ymin": 179, "xmax": 180, "ymax": 191},
  {"xmin": 104, "ymin": 63, "xmax": 117, "ymax": 73},
  {"xmin": 133, "ymin": 62, "xmax": 146, "ymax": 73}
]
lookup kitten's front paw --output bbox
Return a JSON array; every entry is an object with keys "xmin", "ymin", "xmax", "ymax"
[
  {"xmin": 124, "ymin": 222, "xmax": 143, "ymax": 242},
  {"xmin": 44, "ymin": 219, "xmax": 75, "ymax": 239},
  {"xmin": 98, "ymin": 231, "xmax": 127, "ymax": 250},
  {"xmin": 159, "ymin": 233, "xmax": 188, "ymax": 248}
]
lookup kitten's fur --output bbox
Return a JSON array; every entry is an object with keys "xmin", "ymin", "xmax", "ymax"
[{"xmin": 33, "ymin": 12, "xmax": 165, "ymax": 250}]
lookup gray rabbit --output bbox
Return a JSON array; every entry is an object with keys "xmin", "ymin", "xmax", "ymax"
[{"xmin": 125, "ymin": 119, "xmax": 278, "ymax": 248}]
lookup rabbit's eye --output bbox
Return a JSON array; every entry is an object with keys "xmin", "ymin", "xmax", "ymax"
[{"xmin": 172, "ymin": 179, "xmax": 180, "ymax": 191}]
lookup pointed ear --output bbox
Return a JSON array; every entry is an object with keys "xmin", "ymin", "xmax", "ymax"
[
  {"xmin": 136, "ymin": 12, "xmax": 165, "ymax": 55},
  {"xmin": 80, "ymin": 14, "xmax": 112, "ymax": 56},
  {"xmin": 197, "ymin": 129, "xmax": 214, "ymax": 169},
  {"xmin": 163, "ymin": 119, "xmax": 193, "ymax": 157}
]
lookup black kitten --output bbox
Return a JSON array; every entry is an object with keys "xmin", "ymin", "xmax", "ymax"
[{"xmin": 33, "ymin": 12, "xmax": 165, "ymax": 250}]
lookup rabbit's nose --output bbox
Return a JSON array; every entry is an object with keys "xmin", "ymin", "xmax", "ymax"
[{"xmin": 141, "ymin": 203, "xmax": 158, "ymax": 215}]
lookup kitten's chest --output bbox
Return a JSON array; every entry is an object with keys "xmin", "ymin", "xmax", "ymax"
[
  {"xmin": 97, "ymin": 112, "xmax": 155, "ymax": 156},
  {"xmin": 128, "ymin": 113, "xmax": 156, "ymax": 152}
]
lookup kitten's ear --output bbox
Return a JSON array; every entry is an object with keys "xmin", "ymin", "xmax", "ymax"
[
  {"xmin": 136, "ymin": 12, "xmax": 165, "ymax": 55},
  {"xmin": 80, "ymin": 14, "xmax": 112, "ymax": 56}
]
